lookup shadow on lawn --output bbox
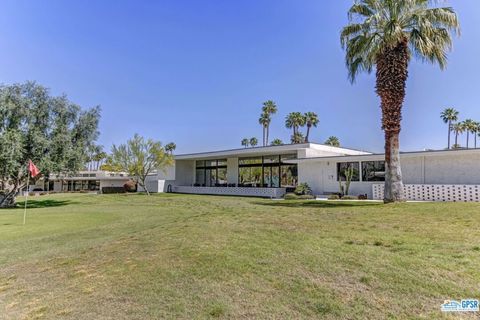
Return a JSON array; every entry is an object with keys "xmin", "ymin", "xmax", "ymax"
[
  {"xmin": 15, "ymin": 199, "xmax": 75, "ymax": 209},
  {"xmin": 255, "ymin": 200, "xmax": 381, "ymax": 208}
]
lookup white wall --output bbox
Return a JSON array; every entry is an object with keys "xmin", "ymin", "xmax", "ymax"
[
  {"xmin": 227, "ymin": 157, "xmax": 239, "ymax": 184},
  {"xmin": 299, "ymin": 152, "xmax": 480, "ymax": 198},
  {"xmin": 175, "ymin": 160, "xmax": 195, "ymax": 186}
]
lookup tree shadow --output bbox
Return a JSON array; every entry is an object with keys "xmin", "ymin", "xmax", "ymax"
[
  {"xmin": 254, "ymin": 200, "xmax": 382, "ymax": 209},
  {"xmin": 14, "ymin": 199, "xmax": 75, "ymax": 209}
]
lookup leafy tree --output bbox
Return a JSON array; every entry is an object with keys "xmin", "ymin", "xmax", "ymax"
[
  {"xmin": 285, "ymin": 112, "xmax": 306, "ymax": 137},
  {"xmin": 241, "ymin": 138, "xmax": 249, "ymax": 148},
  {"xmin": 0, "ymin": 82, "xmax": 100, "ymax": 207},
  {"xmin": 261, "ymin": 100, "xmax": 277, "ymax": 145},
  {"xmin": 462, "ymin": 119, "xmax": 475, "ymax": 148},
  {"xmin": 341, "ymin": 0, "xmax": 459, "ymax": 202},
  {"xmin": 249, "ymin": 137, "xmax": 258, "ymax": 147},
  {"xmin": 324, "ymin": 136, "xmax": 340, "ymax": 147},
  {"xmin": 165, "ymin": 142, "xmax": 177, "ymax": 155},
  {"xmin": 440, "ymin": 108, "xmax": 459, "ymax": 149},
  {"xmin": 304, "ymin": 112, "xmax": 319, "ymax": 142},
  {"xmin": 290, "ymin": 132, "xmax": 305, "ymax": 144},
  {"xmin": 451, "ymin": 122, "xmax": 464, "ymax": 148},
  {"xmin": 109, "ymin": 134, "xmax": 173, "ymax": 195},
  {"xmin": 473, "ymin": 122, "xmax": 480, "ymax": 148},
  {"xmin": 258, "ymin": 113, "xmax": 270, "ymax": 147},
  {"xmin": 270, "ymin": 138, "xmax": 283, "ymax": 146}
]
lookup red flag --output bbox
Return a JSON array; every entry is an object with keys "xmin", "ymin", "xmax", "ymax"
[{"xmin": 28, "ymin": 160, "xmax": 40, "ymax": 178}]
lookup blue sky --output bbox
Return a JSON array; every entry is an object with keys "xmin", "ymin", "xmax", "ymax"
[{"xmin": 0, "ymin": 0, "xmax": 478, "ymax": 153}]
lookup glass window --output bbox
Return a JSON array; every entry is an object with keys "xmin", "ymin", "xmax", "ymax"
[
  {"xmin": 196, "ymin": 160, "xmax": 205, "ymax": 168},
  {"xmin": 263, "ymin": 166, "xmax": 280, "ymax": 188},
  {"xmin": 238, "ymin": 167, "xmax": 262, "ymax": 187},
  {"xmin": 281, "ymin": 165, "xmax": 298, "ymax": 188},
  {"xmin": 337, "ymin": 162, "xmax": 360, "ymax": 181},
  {"xmin": 362, "ymin": 161, "xmax": 385, "ymax": 181},
  {"xmin": 217, "ymin": 159, "xmax": 227, "ymax": 166},
  {"xmin": 239, "ymin": 157, "xmax": 262, "ymax": 165},
  {"xmin": 217, "ymin": 167, "xmax": 227, "ymax": 185},
  {"xmin": 195, "ymin": 169, "xmax": 205, "ymax": 186},
  {"xmin": 281, "ymin": 154, "xmax": 297, "ymax": 162},
  {"xmin": 263, "ymin": 155, "xmax": 280, "ymax": 164}
]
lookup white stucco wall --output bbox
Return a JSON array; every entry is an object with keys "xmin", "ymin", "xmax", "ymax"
[
  {"xmin": 175, "ymin": 160, "xmax": 195, "ymax": 186},
  {"xmin": 298, "ymin": 152, "xmax": 480, "ymax": 198}
]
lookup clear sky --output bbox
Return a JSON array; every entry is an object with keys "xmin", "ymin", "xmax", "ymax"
[{"xmin": 0, "ymin": 0, "xmax": 478, "ymax": 154}]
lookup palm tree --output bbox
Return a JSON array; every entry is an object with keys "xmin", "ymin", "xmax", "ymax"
[
  {"xmin": 291, "ymin": 132, "xmax": 305, "ymax": 144},
  {"xmin": 451, "ymin": 122, "xmax": 464, "ymax": 148},
  {"xmin": 258, "ymin": 113, "xmax": 270, "ymax": 146},
  {"xmin": 270, "ymin": 138, "xmax": 283, "ymax": 146},
  {"xmin": 440, "ymin": 108, "xmax": 459, "ymax": 149},
  {"xmin": 324, "ymin": 136, "xmax": 340, "ymax": 147},
  {"xmin": 463, "ymin": 119, "xmax": 475, "ymax": 148},
  {"xmin": 165, "ymin": 142, "xmax": 176, "ymax": 155},
  {"xmin": 285, "ymin": 112, "xmax": 306, "ymax": 137},
  {"xmin": 249, "ymin": 137, "xmax": 258, "ymax": 147},
  {"xmin": 241, "ymin": 138, "xmax": 249, "ymax": 148},
  {"xmin": 471, "ymin": 121, "xmax": 480, "ymax": 148},
  {"xmin": 262, "ymin": 100, "xmax": 277, "ymax": 145},
  {"xmin": 304, "ymin": 112, "xmax": 319, "ymax": 143},
  {"xmin": 341, "ymin": 1, "xmax": 459, "ymax": 202}
]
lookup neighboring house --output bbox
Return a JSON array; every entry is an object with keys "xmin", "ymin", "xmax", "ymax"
[
  {"xmin": 32, "ymin": 171, "xmax": 132, "ymax": 193},
  {"xmin": 148, "ymin": 143, "xmax": 480, "ymax": 201}
]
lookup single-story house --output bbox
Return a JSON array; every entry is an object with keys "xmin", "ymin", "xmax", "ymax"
[{"xmin": 153, "ymin": 143, "xmax": 480, "ymax": 201}]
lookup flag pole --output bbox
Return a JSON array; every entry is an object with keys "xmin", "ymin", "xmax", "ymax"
[{"xmin": 23, "ymin": 171, "xmax": 30, "ymax": 225}]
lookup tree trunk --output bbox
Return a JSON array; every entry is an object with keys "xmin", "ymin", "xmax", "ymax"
[
  {"xmin": 466, "ymin": 132, "xmax": 470, "ymax": 149},
  {"xmin": 455, "ymin": 132, "xmax": 458, "ymax": 146},
  {"xmin": 305, "ymin": 125, "xmax": 310, "ymax": 143},
  {"xmin": 0, "ymin": 187, "xmax": 19, "ymax": 208},
  {"xmin": 447, "ymin": 120, "xmax": 451, "ymax": 149},
  {"xmin": 264, "ymin": 126, "xmax": 270, "ymax": 146},
  {"xmin": 376, "ymin": 39, "xmax": 409, "ymax": 203}
]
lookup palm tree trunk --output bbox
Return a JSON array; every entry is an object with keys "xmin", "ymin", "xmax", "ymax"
[
  {"xmin": 447, "ymin": 120, "xmax": 451, "ymax": 149},
  {"xmin": 475, "ymin": 134, "xmax": 477, "ymax": 148},
  {"xmin": 467, "ymin": 132, "xmax": 469, "ymax": 149},
  {"xmin": 266, "ymin": 125, "xmax": 269, "ymax": 146},
  {"xmin": 376, "ymin": 39, "xmax": 409, "ymax": 203},
  {"xmin": 305, "ymin": 125, "xmax": 310, "ymax": 142},
  {"xmin": 455, "ymin": 132, "xmax": 458, "ymax": 146}
]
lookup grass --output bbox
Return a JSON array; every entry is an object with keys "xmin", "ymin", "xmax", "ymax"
[{"xmin": 0, "ymin": 193, "xmax": 479, "ymax": 319}]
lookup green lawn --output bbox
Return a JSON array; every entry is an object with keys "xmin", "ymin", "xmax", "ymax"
[{"xmin": 0, "ymin": 193, "xmax": 479, "ymax": 319}]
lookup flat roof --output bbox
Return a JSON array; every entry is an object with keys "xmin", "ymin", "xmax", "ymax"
[
  {"xmin": 175, "ymin": 142, "xmax": 371, "ymax": 160},
  {"xmin": 285, "ymin": 147, "xmax": 480, "ymax": 163}
]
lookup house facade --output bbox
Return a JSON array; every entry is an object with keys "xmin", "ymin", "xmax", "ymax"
[{"xmin": 155, "ymin": 143, "xmax": 480, "ymax": 201}]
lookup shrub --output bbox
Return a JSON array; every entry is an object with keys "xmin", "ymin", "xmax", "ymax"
[
  {"xmin": 123, "ymin": 180, "xmax": 137, "ymax": 193},
  {"xmin": 294, "ymin": 183, "xmax": 312, "ymax": 196},
  {"xmin": 342, "ymin": 195, "xmax": 358, "ymax": 200},
  {"xmin": 328, "ymin": 194, "xmax": 340, "ymax": 200},
  {"xmin": 101, "ymin": 187, "xmax": 126, "ymax": 194},
  {"xmin": 284, "ymin": 193, "xmax": 315, "ymax": 200}
]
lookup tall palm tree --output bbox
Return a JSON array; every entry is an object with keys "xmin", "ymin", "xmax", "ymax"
[
  {"xmin": 262, "ymin": 100, "xmax": 277, "ymax": 145},
  {"xmin": 471, "ymin": 121, "xmax": 480, "ymax": 148},
  {"xmin": 241, "ymin": 138, "xmax": 249, "ymax": 148},
  {"xmin": 451, "ymin": 122, "xmax": 464, "ymax": 148},
  {"xmin": 165, "ymin": 142, "xmax": 176, "ymax": 155},
  {"xmin": 304, "ymin": 112, "xmax": 319, "ymax": 143},
  {"xmin": 440, "ymin": 108, "xmax": 459, "ymax": 149},
  {"xmin": 463, "ymin": 119, "xmax": 475, "ymax": 148},
  {"xmin": 324, "ymin": 136, "xmax": 340, "ymax": 147},
  {"xmin": 341, "ymin": 0, "xmax": 459, "ymax": 202},
  {"xmin": 258, "ymin": 113, "xmax": 270, "ymax": 146},
  {"xmin": 285, "ymin": 112, "xmax": 306, "ymax": 137},
  {"xmin": 249, "ymin": 137, "xmax": 258, "ymax": 147},
  {"xmin": 270, "ymin": 138, "xmax": 283, "ymax": 146}
]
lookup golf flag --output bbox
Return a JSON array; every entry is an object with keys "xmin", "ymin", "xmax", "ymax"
[{"xmin": 28, "ymin": 160, "xmax": 40, "ymax": 178}]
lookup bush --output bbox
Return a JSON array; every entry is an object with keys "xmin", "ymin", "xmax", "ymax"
[
  {"xmin": 101, "ymin": 187, "xmax": 126, "ymax": 194},
  {"xmin": 328, "ymin": 194, "xmax": 340, "ymax": 200},
  {"xmin": 294, "ymin": 183, "xmax": 312, "ymax": 196},
  {"xmin": 341, "ymin": 195, "xmax": 358, "ymax": 200},
  {"xmin": 284, "ymin": 193, "xmax": 315, "ymax": 200},
  {"xmin": 124, "ymin": 180, "xmax": 137, "ymax": 193}
]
